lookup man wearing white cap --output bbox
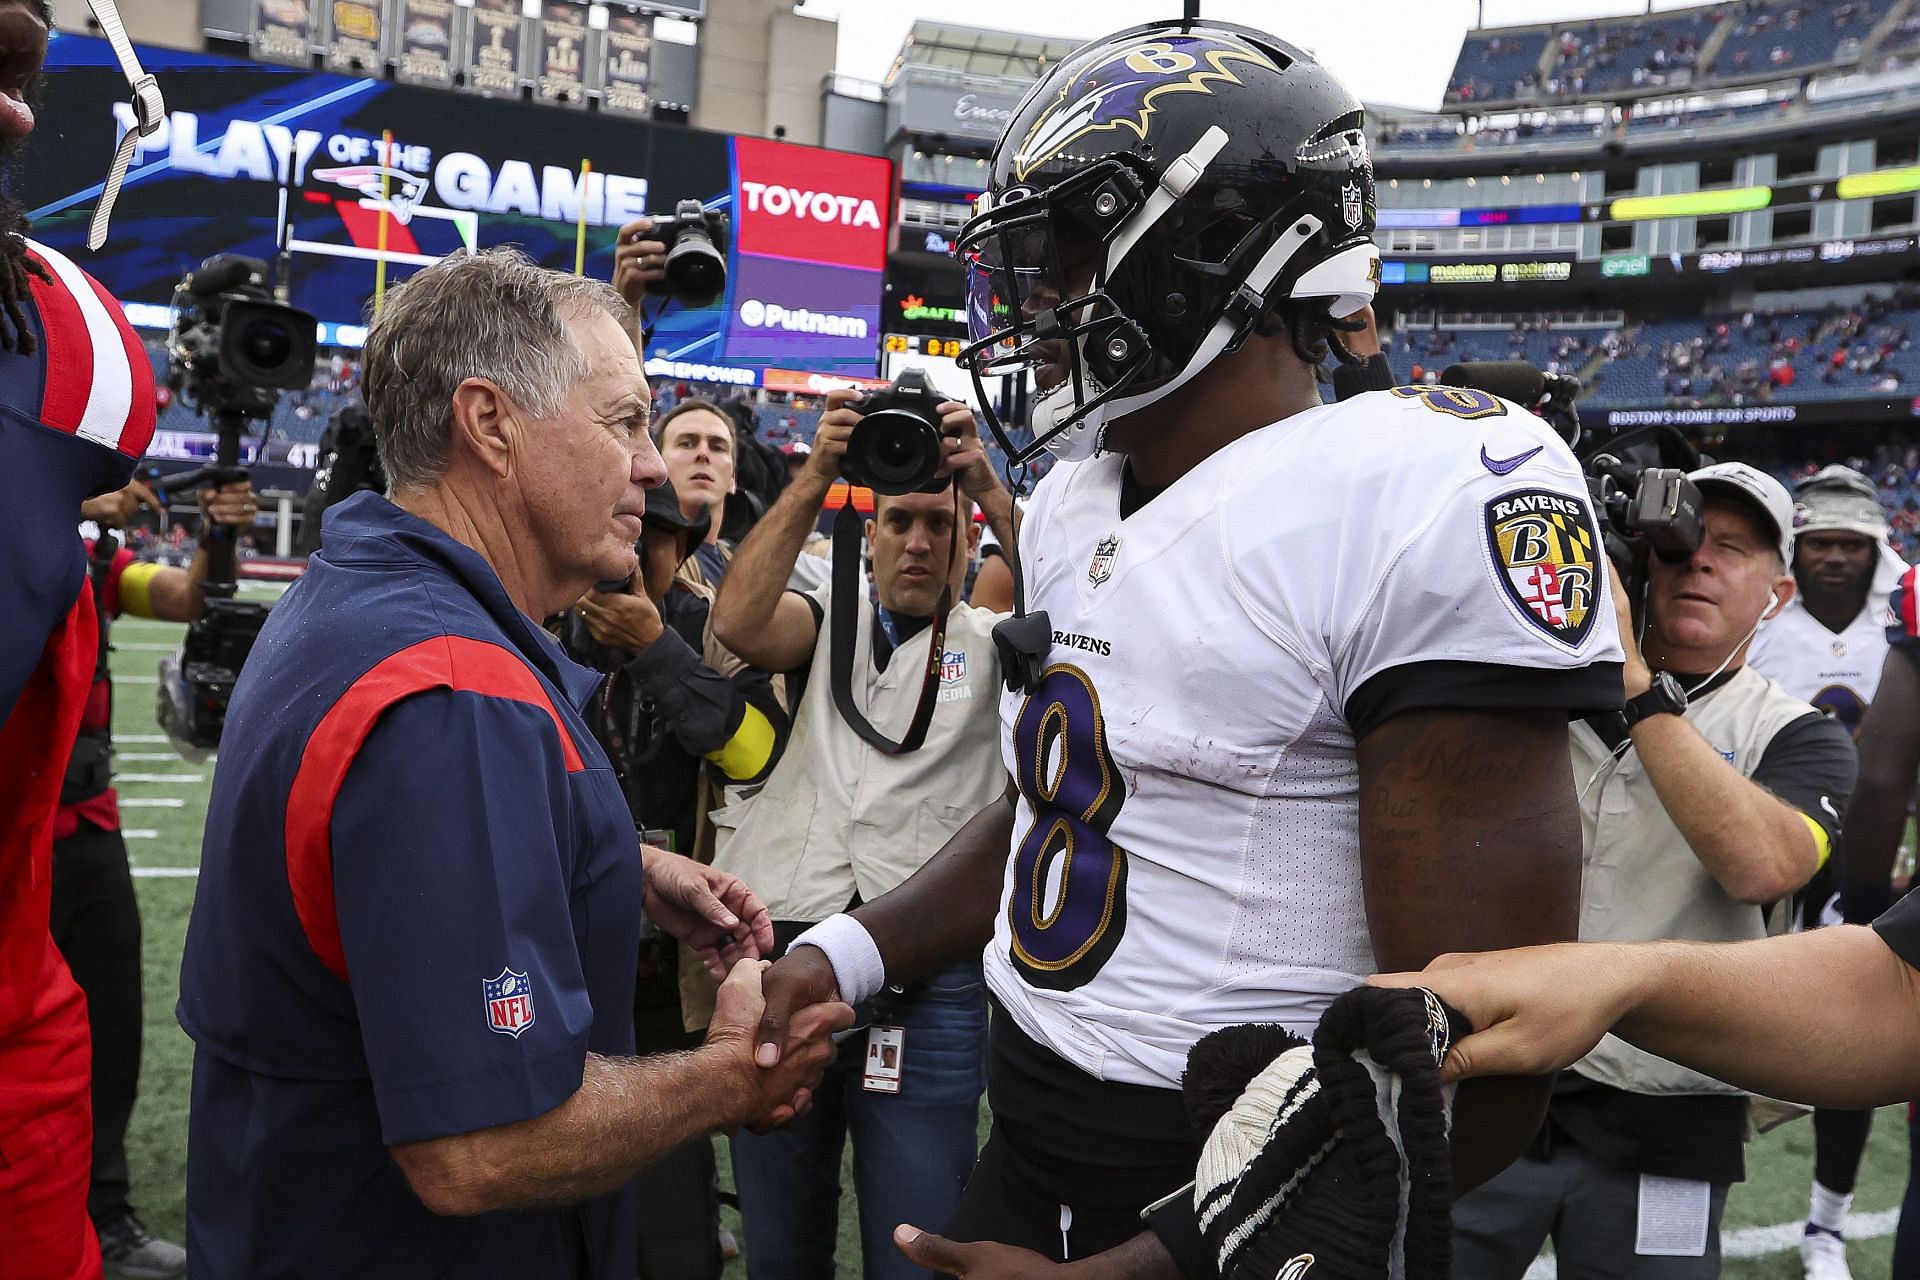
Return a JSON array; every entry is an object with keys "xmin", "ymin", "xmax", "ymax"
[
  {"xmin": 1747, "ymin": 466, "xmax": 1896, "ymax": 1280},
  {"xmin": 1752, "ymin": 465, "xmax": 1901, "ymax": 740},
  {"xmin": 1454, "ymin": 462, "xmax": 1859, "ymax": 1280}
]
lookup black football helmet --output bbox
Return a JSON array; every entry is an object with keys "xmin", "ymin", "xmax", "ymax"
[{"xmin": 955, "ymin": 20, "xmax": 1380, "ymax": 464}]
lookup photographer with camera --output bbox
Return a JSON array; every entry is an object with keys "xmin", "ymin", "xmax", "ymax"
[
  {"xmin": 56, "ymin": 471, "xmax": 255, "ymax": 1277},
  {"xmin": 176, "ymin": 250, "xmax": 852, "ymax": 1279},
  {"xmin": 1452, "ymin": 463, "xmax": 1858, "ymax": 1280},
  {"xmin": 707, "ymin": 380, "xmax": 1016, "ymax": 1280}
]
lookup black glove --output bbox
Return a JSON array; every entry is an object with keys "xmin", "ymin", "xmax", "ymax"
[{"xmin": 1183, "ymin": 986, "xmax": 1470, "ymax": 1280}]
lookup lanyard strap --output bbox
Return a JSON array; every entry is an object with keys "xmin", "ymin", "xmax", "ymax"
[
  {"xmin": 87, "ymin": 0, "xmax": 166, "ymax": 250},
  {"xmin": 828, "ymin": 495, "xmax": 952, "ymax": 755}
]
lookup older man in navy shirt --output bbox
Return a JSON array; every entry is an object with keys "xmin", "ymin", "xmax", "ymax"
[{"xmin": 177, "ymin": 249, "xmax": 850, "ymax": 1279}]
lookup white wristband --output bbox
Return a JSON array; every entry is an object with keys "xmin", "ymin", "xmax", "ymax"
[{"xmin": 790, "ymin": 913, "xmax": 885, "ymax": 1007}]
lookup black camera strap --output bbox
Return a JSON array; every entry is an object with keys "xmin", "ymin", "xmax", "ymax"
[{"xmin": 828, "ymin": 494, "xmax": 953, "ymax": 756}]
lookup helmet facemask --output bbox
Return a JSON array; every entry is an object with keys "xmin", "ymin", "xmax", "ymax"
[
  {"xmin": 958, "ymin": 116, "xmax": 1381, "ymax": 468},
  {"xmin": 957, "ymin": 158, "xmax": 1156, "ymax": 464}
]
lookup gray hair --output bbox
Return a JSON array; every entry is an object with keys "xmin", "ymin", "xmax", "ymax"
[{"xmin": 362, "ymin": 248, "xmax": 633, "ymax": 492}]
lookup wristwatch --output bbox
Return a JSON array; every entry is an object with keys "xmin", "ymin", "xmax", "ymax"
[{"xmin": 1622, "ymin": 670, "xmax": 1687, "ymax": 729}]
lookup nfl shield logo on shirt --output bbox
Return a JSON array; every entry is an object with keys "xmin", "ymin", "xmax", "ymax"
[
  {"xmin": 1088, "ymin": 535, "xmax": 1120, "ymax": 587},
  {"xmin": 940, "ymin": 649, "xmax": 967, "ymax": 683},
  {"xmin": 484, "ymin": 968, "xmax": 536, "ymax": 1039},
  {"xmin": 1341, "ymin": 181, "xmax": 1364, "ymax": 231}
]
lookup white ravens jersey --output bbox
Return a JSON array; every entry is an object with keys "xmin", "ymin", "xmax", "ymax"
[
  {"xmin": 986, "ymin": 386, "xmax": 1623, "ymax": 1089},
  {"xmin": 1748, "ymin": 547, "xmax": 1903, "ymax": 736}
]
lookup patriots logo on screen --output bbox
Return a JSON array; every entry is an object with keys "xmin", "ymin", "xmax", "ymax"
[
  {"xmin": 940, "ymin": 649, "xmax": 968, "ymax": 683},
  {"xmin": 1485, "ymin": 488, "xmax": 1600, "ymax": 647},
  {"xmin": 311, "ymin": 165, "xmax": 431, "ymax": 223},
  {"xmin": 483, "ymin": 968, "xmax": 536, "ymax": 1039},
  {"xmin": 1088, "ymin": 535, "xmax": 1120, "ymax": 587},
  {"xmin": 1012, "ymin": 35, "xmax": 1279, "ymax": 181}
]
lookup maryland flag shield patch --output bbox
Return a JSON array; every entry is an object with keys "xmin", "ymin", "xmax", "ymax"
[{"xmin": 1485, "ymin": 488, "xmax": 1601, "ymax": 647}]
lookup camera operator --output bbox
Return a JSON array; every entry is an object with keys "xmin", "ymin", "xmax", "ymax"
[
  {"xmin": 176, "ymin": 249, "xmax": 852, "ymax": 1280},
  {"xmin": 56, "ymin": 472, "xmax": 255, "ymax": 1277},
  {"xmin": 565, "ymin": 477, "xmax": 790, "ymax": 1280},
  {"xmin": 707, "ymin": 386, "xmax": 1016, "ymax": 1280},
  {"xmin": 1453, "ymin": 463, "xmax": 1858, "ymax": 1280}
]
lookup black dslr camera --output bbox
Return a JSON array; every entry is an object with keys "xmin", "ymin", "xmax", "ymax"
[
  {"xmin": 645, "ymin": 199, "xmax": 730, "ymax": 308},
  {"xmin": 1582, "ymin": 430, "xmax": 1707, "ymax": 570},
  {"xmin": 842, "ymin": 369, "xmax": 950, "ymax": 496},
  {"xmin": 1439, "ymin": 360, "xmax": 1704, "ymax": 631},
  {"xmin": 157, "ymin": 254, "xmax": 317, "ymax": 757}
]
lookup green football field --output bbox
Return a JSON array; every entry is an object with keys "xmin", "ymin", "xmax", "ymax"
[{"xmin": 104, "ymin": 600, "xmax": 1910, "ymax": 1277}]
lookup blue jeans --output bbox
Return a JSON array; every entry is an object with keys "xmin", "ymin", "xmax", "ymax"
[{"xmin": 730, "ymin": 958, "xmax": 988, "ymax": 1280}]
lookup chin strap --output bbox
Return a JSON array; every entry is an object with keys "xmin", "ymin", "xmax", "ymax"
[
  {"xmin": 87, "ymin": 0, "xmax": 166, "ymax": 250},
  {"xmin": 991, "ymin": 506, "xmax": 1050, "ymax": 695}
]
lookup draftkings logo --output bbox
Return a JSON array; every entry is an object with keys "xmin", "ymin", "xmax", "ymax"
[{"xmin": 1485, "ymin": 488, "xmax": 1600, "ymax": 647}]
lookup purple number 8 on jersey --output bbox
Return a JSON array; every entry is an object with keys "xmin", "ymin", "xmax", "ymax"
[{"xmin": 1007, "ymin": 665, "xmax": 1130, "ymax": 991}]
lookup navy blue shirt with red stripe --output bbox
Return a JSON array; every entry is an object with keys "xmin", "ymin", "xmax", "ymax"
[{"xmin": 177, "ymin": 492, "xmax": 645, "ymax": 1279}]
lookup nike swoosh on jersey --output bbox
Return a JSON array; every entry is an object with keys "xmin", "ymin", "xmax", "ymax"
[{"xmin": 1480, "ymin": 444, "xmax": 1544, "ymax": 475}]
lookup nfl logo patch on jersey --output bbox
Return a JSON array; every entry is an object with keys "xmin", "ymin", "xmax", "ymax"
[
  {"xmin": 1485, "ymin": 488, "xmax": 1600, "ymax": 647},
  {"xmin": 1088, "ymin": 535, "xmax": 1120, "ymax": 587},
  {"xmin": 484, "ymin": 967, "xmax": 536, "ymax": 1039}
]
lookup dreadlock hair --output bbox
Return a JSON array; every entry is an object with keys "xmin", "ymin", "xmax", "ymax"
[
  {"xmin": 0, "ymin": 17, "xmax": 51, "ymax": 357},
  {"xmin": 0, "ymin": 216, "xmax": 50, "ymax": 355},
  {"xmin": 1253, "ymin": 294, "xmax": 1368, "ymax": 369}
]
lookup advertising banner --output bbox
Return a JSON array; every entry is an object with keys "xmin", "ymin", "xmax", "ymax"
[
  {"xmin": 28, "ymin": 35, "xmax": 887, "ymax": 378},
  {"xmin": 393, "ymin": 0, "xmax": 456, "ymax": 87},
  {"xmin": 325, "ymin": 0, "xmax": 382, "ymax": 74},
  {"xmin": 466, "ymin": 0, "xmax": 523, "ymax": 98},
  {"xmin": 537, "ymin": 2, "xmax": 590, "ymax": 107},
  {"xmin": 253, "ymin": 0, "xmax": 314, "ymax": 67},
  {"xmin": 601, "ymin": 9, "xmax": 653, "ymax": 117}
]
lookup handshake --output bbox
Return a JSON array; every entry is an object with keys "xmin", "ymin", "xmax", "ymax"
[
  {"xmin": 701, "ymin": 958, "xmax": 852, "ymax": 1131},
  {"xmin": 638, "ymin": 845, "xmax": 853, "ymax": 1129}
]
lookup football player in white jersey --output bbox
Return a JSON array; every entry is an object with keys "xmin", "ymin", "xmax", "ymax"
[
  {"xmin": 754, "ymin": 19, "xmax": 1623, "ymax": 1279},
  {"xmin": 1751, "ymin": 465, "xmax": 1900, "ymax": 739},
  {"xmin": 1747, "ymin": 465, "xmax": 1895, "ymax": 1280}
]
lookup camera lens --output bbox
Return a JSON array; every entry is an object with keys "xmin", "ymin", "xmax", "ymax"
[
  {"xmin": 875, "ymin": 432, "xmax": 916, "ymax": 469},
  {"xmin": 666, "ymin": 246, "xmax": 726, "ymax": 307},
  {"xmin": 846, "ymin": 409, "xmax": 943, "ymax": 495},
  {"xmin": 240, "ymin": 319, "xmax": 293, "ymax": 370}
]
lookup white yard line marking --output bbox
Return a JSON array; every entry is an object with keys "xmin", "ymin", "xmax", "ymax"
[
  {"xmin": 115, "ymin": 734, "xmax": 170, "ymax": 743},
  {"xmin": 115, "ymin": 773, "xmax": 204, "ymax": 784},
  {"xmin": 119, "ymin": 798, "xmax": 186, "ymax": 808},
  {"xmin": 118, "ymin": 752, "xmax": 186, "ymax": 761},
  {"xmin": 113, "ymin": 675, "xmax": 158, "ymax": 685},
  {"xmin": 113, "ymin": 642, "xmax": 177, "ymax": 651},
  {"xmin": 131, "ymin": 866, "xmax": 199, "ymax": 878},
  {"xmin": 1521, "ymin": 1207, "xmax": 1903, "ymax": 1278},
  {"xmin": 122, "ymin": 829, "xmax": 159, "ymax": 839}
]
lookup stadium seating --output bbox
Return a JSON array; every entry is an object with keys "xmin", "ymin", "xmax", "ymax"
[
  {"xmin": 1432, "ymin": 0, "xmax": 1907, "ymax": 122},
  {"xmin": 1559, "ymin": 10, "xmax": 1717, "ymax": 96},
  {"xmin": 1445, "ymin": 31, "xmax": 1550, "ymax": 104},
  {"xmin": 1707, "ymin": 0, "xmax": 1888, "ymax": 79}
]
